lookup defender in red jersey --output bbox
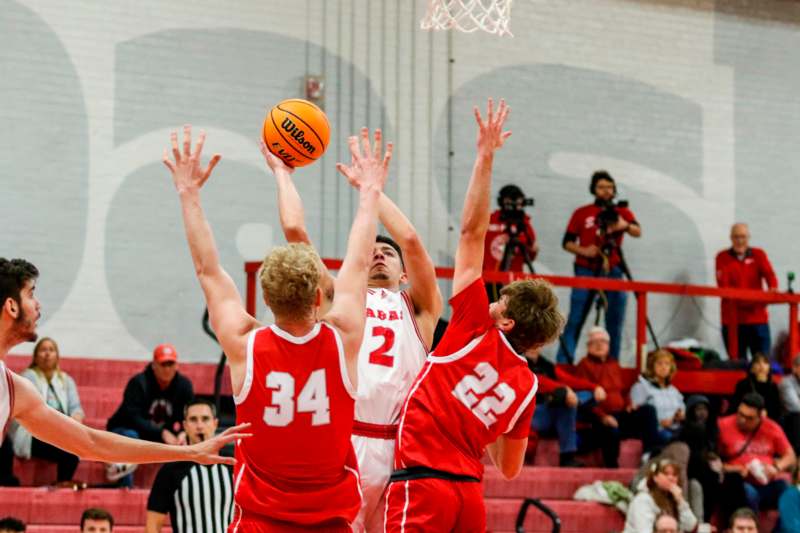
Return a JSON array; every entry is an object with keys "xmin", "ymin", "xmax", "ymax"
[
  {"xmin": 385, "ymin": 100, "xmax": 565, "ymax": 532},
  {"xmin": 168, "ymin": 126, "xmax": 390, "ymax": 532}
]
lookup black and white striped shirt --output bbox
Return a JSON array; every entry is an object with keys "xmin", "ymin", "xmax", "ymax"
[{"xmin": 147, "ymin": 462, "xmax": 233, "ymax": 532}]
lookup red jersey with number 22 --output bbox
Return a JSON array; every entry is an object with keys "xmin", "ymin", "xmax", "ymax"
[
  {"xmin": 230, "ymin": 322, "xmax": 361, "ymax": 527},
  {"xmin": 395, "ymin": 279, "xmax": 538, "ymax": 479}
]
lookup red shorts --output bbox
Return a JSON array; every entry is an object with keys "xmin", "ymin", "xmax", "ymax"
[
  {"xmin": 228, "ymin": 507, "xmax": 351, "ymax": 533},
  {"xmin": 384, "ymin": 478, "xmax": 485, "ymax": 533}
]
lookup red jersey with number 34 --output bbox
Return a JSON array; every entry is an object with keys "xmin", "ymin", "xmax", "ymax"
[
  {"xmin": 231, "ymin": 323, "xmax": 361, "ymax": 526},
  {"xmin": 395, "ymin": 279, "xmax": 538, "ymax": 479}
]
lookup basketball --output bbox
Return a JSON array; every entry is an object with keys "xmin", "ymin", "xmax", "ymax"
[{"xmin": 262, "ymin": 99, "xmax": 330, "ymax": 168}]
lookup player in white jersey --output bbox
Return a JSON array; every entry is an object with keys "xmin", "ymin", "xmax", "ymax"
[
  {"xmin": 262, "ymin": 129, "xmax": 443, "ymax": 532},
  {"xmin": 0, "ymin": 256, "xmax": 249, "ymax": 468}
]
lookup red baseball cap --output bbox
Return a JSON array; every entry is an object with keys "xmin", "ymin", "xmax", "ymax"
[{"xmin": 153, "ymin": 343, "xmax": 178, "ymax": 363}]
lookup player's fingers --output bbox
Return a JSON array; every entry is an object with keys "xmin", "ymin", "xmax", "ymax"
[
  {"xmin": 502, "ymin": 131, "xmax": 512, "ymax": 141},
  {"xmin": 382, "ymin": 142, "xmax": 394, "ymax": 173},
  {"xmin": 360, "ymin": 127, "xmax": 371, "ymax": 161},
  {"xmin": 193, "ymin": 130, "xmax": 206, "ymax": 159},
  {"xmin": 347, "ymin": 135, "xmax": 362, "ymax": 162},
  {"xmin": 498, "ymin": 102, "xmax": 510, "ymax": 126},
  {"xmin": 170, "ymin": 131, "xmax": 181, "ymax": 163},
  {"xmin": 183, "ymin": 124, "xmax": 192, "ymax": 157},
  {"xmin": 473, "ymin": 106, "xmax": 483, "ymax": 127},
  {"xmin": 202, "ymin": 154, "xmax": 222, "ymax": 182},
  {"xmin": 486, "ymin": 97, "xmax": 494, "ymax": 124},
  {"xmin": 258, "ymin": 139, "xmax": 269, "ymax": 156},
  {"xmin": 373, "ymin": 129, "xmax": 382, "ymax": 160},
  {"xmin": 162, "ymin": 149, "xmax": 176, "ymax": 173}
]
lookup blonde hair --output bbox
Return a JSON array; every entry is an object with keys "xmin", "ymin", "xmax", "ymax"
[
  {"xmin": 500, "ymin": 279, "xmax": 564, "ymax": 353},
  {"xmin": 259, "ymin": 243, "xmax": 321, "ymax": 321},
  {"xmin": 645, "ymin": 349, "xmax": 677, "ymax": 383}
]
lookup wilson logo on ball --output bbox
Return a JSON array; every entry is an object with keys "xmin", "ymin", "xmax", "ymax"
[{"xmin": 280, "ymin": 118, "xmax": 316, "ymax": 155}]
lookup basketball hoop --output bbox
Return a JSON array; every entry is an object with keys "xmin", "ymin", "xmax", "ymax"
[{"xmin": 420, "ymin": 0, "xmax": 514, "ymax": 37}]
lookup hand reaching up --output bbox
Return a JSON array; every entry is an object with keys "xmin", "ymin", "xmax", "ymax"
[
  {"xmin": 474, "ymin": 98, "xmax": 511, "ymax": 156},
  {"xmin": 163, "ymin": 125, "xmax": 222, "ymax": 194},
  {"xmin": 336, "ymin": 127, "xmax": 392, "ymax": 192}
]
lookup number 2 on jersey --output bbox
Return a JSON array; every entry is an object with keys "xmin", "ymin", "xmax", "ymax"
[
  {"xmin": 452, "ymin": 362, "xmax": 516, "ymax": 427},
  {"xmin": 368, "ymin": 326, "xmax": 395, "ymax": 367},
  {"xmin": 263, "ymin": 369, "xmax": 330, "ymax": 426}
]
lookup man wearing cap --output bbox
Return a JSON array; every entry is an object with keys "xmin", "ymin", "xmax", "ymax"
[{"xmin": 106, "ymin": 344, "xmax": 194, "ymax": 486}]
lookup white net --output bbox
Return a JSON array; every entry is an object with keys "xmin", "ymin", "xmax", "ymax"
[{"xmin": 420, "ymin": 0, "xmax": 514, "ymax": 36}]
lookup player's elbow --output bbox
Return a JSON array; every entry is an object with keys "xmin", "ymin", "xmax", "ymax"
[
  {"xmin": 499, "ymin": 459, "xmax": 524, "ymax": 480},
  {"xmin": 283, "ymin": 226, "xmax": 310, "ymax": 244}
]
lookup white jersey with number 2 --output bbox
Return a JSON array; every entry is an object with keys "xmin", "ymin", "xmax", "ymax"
[{"xmin": 356, "ymin": 288, "xmax": 428, "ymax": 425}]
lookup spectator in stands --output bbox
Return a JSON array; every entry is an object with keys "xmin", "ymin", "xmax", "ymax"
[
  {"xmin": 80, "ymin": 508, "xmax": 113, "ymax": 533},
  {"xmin": 0, "ymin": 517, "xmax": 24, "ymax": 533},
  {"xmin": 623, "ymin": 458, "xmax": 698, "ymax": 533},
  {"xmin": 524, "ymin": 347, "xmax": 604, "ymax": 467},
  {"xmin": 574, "ymin": 326, "xmax": 661, "ymax": 467},
  {"xmin": 652, "ymin": 513, "xmax": 679, "ymax": 533},
  {"xmin": 9, "ymin": 337, "xmax": 83, "ymax": 485},
  {"xmin": 776, "ymin": 464, "xmax": 800, "ymax": 533},
  {"xmin": 557, "ymin": 170, "xmax": 641, "ymax": 363},
  {"xmin": 727, "ymin": 507, "xmax": 758, "ymax": 533},
  {"xmin": 730, "ymin": 352, "xmax": 782, "ymax": 422},
  {"xmin": 779, "ymin": 354, "xmax": 800, "ymax": 454},
  {"xmin": 146, "ymin": 399, "xmax": 233, "ymax": 533},
  {"xmin": 483, "ymin": 184, "xmax": 537, "ymax": 301},
  {"xmin": 677, "ymin": 395, "xmax": 722, "ymax": 522},
  {"xmin": 715, "ymin": 223, "xmax": 777, "ymax": 362},
  {"xmin": 630, "ymin": 350, "xmax": 685, "ymax": 443},
  {"xmin": 718, "ymin": 392, "xmax": 795, "ymax": 525},
  {"xmin": 106, "ymin": 343, "xmax": 194, "ymax": 486}
]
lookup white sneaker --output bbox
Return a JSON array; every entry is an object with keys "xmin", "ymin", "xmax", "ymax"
[{"xmin": 105, "ymin": 463, "xmax": 137, "ymax": 482}]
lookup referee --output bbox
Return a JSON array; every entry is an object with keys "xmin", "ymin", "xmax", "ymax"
[{"xmin": 145, "ymin": 399, "xmax": 233, "ymax": 533}]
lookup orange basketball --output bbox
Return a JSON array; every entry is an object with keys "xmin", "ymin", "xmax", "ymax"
[{"xmin": 262, "ymin": 99, "xmax": 330, "ymax": 168}]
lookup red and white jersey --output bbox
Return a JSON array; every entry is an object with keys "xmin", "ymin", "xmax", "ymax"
[
  {"xmin": 231, "ymin": 322, "xmax": 361, "ymax": 526},
  {"xmin": 395, "ymin": 279, "xmax": 538, "ymax": 480},
  {"xmin": 355, "ymin": 288, "xmax": 428, "ymax": 425},
  {"xmin": 0, "ymin": 361, "xmax": 14, "ymax": 439}
]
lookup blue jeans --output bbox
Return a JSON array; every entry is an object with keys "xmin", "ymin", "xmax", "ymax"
[
  {"xmin": 721, "ymin": 323, "xmax": 771, "ymax": 362},
  {"xmin": 743, "ymin": 478, "xmax": 788, "ymax": 512},
  {"xmin": 557, "ymin": 265, "xmax": 627, "ymax": 363},
  {"xmin": 531, "ymin": 402, "xmax": 578, "ymax": 454},
  {"xmin": 110, "ymin": 428, "xmax": 139, "ymax": 487}
]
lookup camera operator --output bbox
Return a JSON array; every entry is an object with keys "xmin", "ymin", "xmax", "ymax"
[
  {"xmin": 556, "ymin": 170, "xmax": 641, "ymax": 363},
  {"xmin": 483, "ymin": 184, "xmax": 538, "ymax": 301}
]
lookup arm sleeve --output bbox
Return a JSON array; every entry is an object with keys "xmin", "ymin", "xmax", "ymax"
[
  {"xmin": 554, "ymin": 367, "xmax": 597, "ymax": 391},
  {"xmin": 147, "ymin": 465, "xmax": 177, "ymax": 514},
  {"xmin": 759, "ymin": 251, "xmax": 778, "ymax": 289},
  {"xmin": 629, "ymin": 381, "xmax": 648, "ymax": 409},
  {"xmin": 120, "ymin": 379, "xmax": 163, "ymax": 441},
  {"xmin": 621, "ymin": 207, "xmax": 638, "ymax": 226},
  {"xmin": 524, "ymin": 217, "xmax": 536, "ymax": 246},
  {"xmin": 65, "ymin": 375, "xmax": 84, "ymax": 417},
  {"xmin": 780, "ymin": 379, "xmax": 800, "ymax": 413},
  {"xmin": 624, "ymin": 494, "xmax": 658, "ymax": 533},
  {"xmin": 677, "ymin": 499, "xmax": 698, "ymax": 531},
  {"xmin": 716, "ymin": 253, "xmax": 727, "ymax": 287},
  {"xmin": 536, "ymin": 374, "xmax": 560, "ymax": 395}
]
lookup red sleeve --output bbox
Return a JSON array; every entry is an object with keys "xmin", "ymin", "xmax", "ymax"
[
  {"xmin": 555, "ymin": 366, "xmax": 596, "ymax": 392},
  {"xmin": 506, "ymin": 395, "xmax": 536, "ymax": 439},
  {"xmin": 771, "ymin": 421, "xmax": 792, "ymax": 457},
  {"xmin": 757, "ymin": 250, "xmax": 778, "ymax": 290},
  {"xmin": 433, "ymin": 279, "xmax": 493, "ymax": 355},
  {"xmin": 620, "ymin": 207, "xmax": 637, "ymax": 225},
  {"xmin": 716, "ymin": 251, "xmax": 728, "ymax": 287},
  {"xmin": 537, "ymin": 374, "xmax": 560, "ymax": 395},
  {"xmin": 565, "ymin": 208, "xmax": 581, "ymax": 235},
  {"xmin": 525, "ymin": 216, "xmax": 536, "ymax": 244}
]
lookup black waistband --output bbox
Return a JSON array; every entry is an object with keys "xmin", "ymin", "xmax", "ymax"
[{"xmin": 390, "ymin": 466, "xmax": 480, "ymax": 483}]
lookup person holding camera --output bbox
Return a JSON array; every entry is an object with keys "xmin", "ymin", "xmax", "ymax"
[
  {"xmin": 557, "ymin": 170, "xmax": 641, "ymax": 363},
  {"xmin": 483, "ymin": 184, "xmax": 537, "ymax": 301}
]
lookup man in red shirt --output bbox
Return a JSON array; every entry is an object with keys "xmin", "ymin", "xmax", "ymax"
[
  {"xmin": 715, "ymin": 223, "xmax": 778, "ymax": 362},
  {"xmin": 384, "ymin": 99, "xmax": 564, "ymax": 532},
  {"xmin": 718, "ymin": 392, "xmax": 795, "ymax": 524},
  {"xmin": 573, "ymin": 327, "xmax": 660, "ymax": 467},
  {"xmin": 557, "ymin": 171, "xmax": 641, "ymax": 363}
]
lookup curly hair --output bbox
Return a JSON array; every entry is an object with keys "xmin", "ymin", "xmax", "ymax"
[
  {"xmin": 259, "ymin": 243, "xmax": 321, "ymax": 321},
  {"xmin": 500, "ymin": 279, "xmax": 564, "ymax": 353},
  {"xmin": 0, "ymin": 258, "xmax": 38, "ymax": 310}
]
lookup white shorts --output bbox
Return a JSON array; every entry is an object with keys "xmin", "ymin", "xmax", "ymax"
[{"xmin": 351, "ymin": 434, "xmax": 395, "ymax": 533}]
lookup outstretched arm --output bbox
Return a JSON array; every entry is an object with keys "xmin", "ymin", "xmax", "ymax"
[
  {"xmin": 329, "ymin": 128, "xmax": 391, "ymax": 384},
  {"xmin": 453, "ymin": 99, "xmax": 512, "ymax": 296},
  {"xmin": 165, "ymin": 126, "xmax": 259, "ymax": 367},
  {"xmin": 12, "ymin": 374, "xmax": 250, "ymax": 465},
  {"xmin": 260, "ymin": 142, "xmax": 335, "ymax": 305}
]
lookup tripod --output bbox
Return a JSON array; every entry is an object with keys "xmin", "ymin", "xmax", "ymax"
[{"xmin": 562, "ymin": 234, "xmax": 659, "ymax": 362}]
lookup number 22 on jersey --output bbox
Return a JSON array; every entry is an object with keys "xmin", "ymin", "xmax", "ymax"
[
  {"xmin": 263, "ymin": 369, "xmax": 331, "ymax": 427},
  {"xmin": 452, "ymin": 362, "xmax": 516, "ymax": 427}
]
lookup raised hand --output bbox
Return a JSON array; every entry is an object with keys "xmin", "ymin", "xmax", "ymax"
[
  {"xmin": 474, "ymin": 98, "xmax": 511, "ymax": 155},
  {"xmin": 188, "ymin": 423, "xmax": 252, "ymax": 466},
  {"xmin": 259, "ymin": 140, "xmax": 295, "ymax": 176},
  {"xmin": 336, "ymin": 128, "xmax": 392, "ymax": 192},
  {"xmin": 163, "ymin": 125, "xmax": 222, "ymax": 194}
]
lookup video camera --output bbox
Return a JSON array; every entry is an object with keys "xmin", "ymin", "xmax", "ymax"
[
  {"xmin": 498, "ymin": 184, "xmax": 534, "ymax": 226},
  {"xmin": 596, "ymin": 199, "xmax": 629, "ymax": 231}
]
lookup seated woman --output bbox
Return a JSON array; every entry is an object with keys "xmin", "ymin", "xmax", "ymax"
[
  {"xmin": 9, "ymin": 337, "xmax": 84, "ymax": 485},
  {"xmin": 630, "ymin": 350, "xmax": 685, "ymax": 444},
  {"xmin": 623, "ymin": 458, "xmax": 698, "ymax": 533},
  {"xmin": 730, "ymin": 352, "xmax": 782, "ymax": 421}
]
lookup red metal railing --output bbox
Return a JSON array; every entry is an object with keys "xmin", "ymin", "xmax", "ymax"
[{"xmin": 245, "ymin": 259, "xmax": 800, "ymax": 369}]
